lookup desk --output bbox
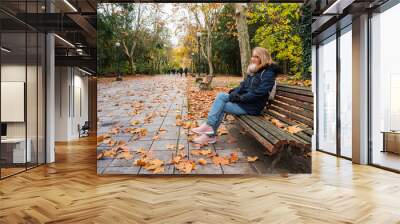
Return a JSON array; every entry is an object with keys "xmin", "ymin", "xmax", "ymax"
[
  {"xmin": 382, "ymin": 131, "xmax": 400, "ymax": 155},
  {"xmin": 1, "ymin": 138, "xmax": 31, "ymax": 163}
]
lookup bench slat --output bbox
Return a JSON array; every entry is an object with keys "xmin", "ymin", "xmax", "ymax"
[
  {"xmin": 265, "ymin": 110, "xmax": 314, "ymax": 137},
  {"xmin": 276, "ymin": 85, "xmax": 313, "ymax": 97},
  {"xmin": 236, "ymin": 117, "xmax": 279, "ymax": 155},
  {"xmin": 273, "ymin": 95, "xmax": 313, "ymax": 111},
  {"xmin": 277, "ymin": 84, "xmax": 312, "ymax": 92},
  {"xmin": 276, "ymin": 91, "xmax": 314, "ymax": 103},
  {"xmin": 247, "ymin": 116, "xmax": 311, "ymax": 151},
  {"xmin": 240, "ymin": 116, "xmax": 283, "ymax": 147},
  {"xmin": 249, "ymin": 116, "xmax": 309, "ymax": 146},
  {"xmin": 270, "ymin": 101, "xmax": 313, "ymax": 120},
  {"xmin": 269, "ymin": 105, "xmax": 314, "ymax": 127}
]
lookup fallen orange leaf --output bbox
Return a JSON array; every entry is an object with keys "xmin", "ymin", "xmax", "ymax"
[
  {"xmin": 177, "ymin": 144, "xmax": 185, "ymax": 150},
  {"xmin": 286, "ymin": 125, "xmax": 303, "ymax": 134},
  {"xmin": 247, "ymin": 156, "xmax": 258, "ymax": 162},
  {"xmin": 212, "ymin": 156, "xmax": 230, "ymax": 166},
  {"xmin": 198, "ymin": 158, "xmax": 207, "ymax": 165},
  {"xmin": 229, "ymin": 152, "xmax": 239, "ymax": 163}
]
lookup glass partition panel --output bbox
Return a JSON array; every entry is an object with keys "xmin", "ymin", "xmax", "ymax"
[
  {"xmin": 27, "ymin": 31, "xmax": 38, "ymax": 169},
  {"xmin": 1, "ymin": 30, "xmax": 27, "ymax": 178},
  {"xmin": 317, "ymin": 35, "xmax": 337, "ymax": 154},
  {"xmin": 339, "ymin": 26, "xmax": 352, "ymax": 158},
  {"xmin": 38, "ymin": 32, "xmax": 45, "ymax": 165},
  {"xmin": 371, "ymin": 4, "xmax": 400, "ymax": 171}
]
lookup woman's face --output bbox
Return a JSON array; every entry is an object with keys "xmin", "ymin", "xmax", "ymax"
[{"xmin": 251, "ymin": 52, "xmax": 261, "ymax": 66}]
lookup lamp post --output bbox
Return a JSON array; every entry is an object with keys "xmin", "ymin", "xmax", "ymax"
[
  {"xmin": 115, "ymin": 42, "xmax": 122, "ymax": 81},
  {"xmin": 196, "ymin": 31, "xmax": 202, "ymax": 77}
]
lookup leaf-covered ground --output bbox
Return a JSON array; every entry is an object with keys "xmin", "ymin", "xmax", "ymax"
[{"xmin": 97, "ymin": 75, "xmax": 286, "ymax": 175}]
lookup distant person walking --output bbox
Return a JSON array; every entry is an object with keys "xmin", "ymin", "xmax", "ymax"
[
  {"xmin": 184, "ymin": 67, "xmax": 188, "ymax": 77},
  {"xmin": 179, "ymin": 67, "xmax": 183, "ymax": 77}
]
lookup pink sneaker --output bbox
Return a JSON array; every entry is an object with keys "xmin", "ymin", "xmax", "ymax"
[
  {"xmin": 193, "ymin": 134, "xmax": 217, "ymax": 144},
  {"xmin": 191, "ymin": 123, "xmax": 214, "ymax": 135}
]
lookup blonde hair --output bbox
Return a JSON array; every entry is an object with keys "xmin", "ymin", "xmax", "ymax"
[{"xmin": 247, "ymin": 47, "xmax": 273, "ymax": 74}]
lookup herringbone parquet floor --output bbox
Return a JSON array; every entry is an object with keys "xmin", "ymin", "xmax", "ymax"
[{"xmin": 1, "ymin": 136, "xmax": 399, "ymax": 224}]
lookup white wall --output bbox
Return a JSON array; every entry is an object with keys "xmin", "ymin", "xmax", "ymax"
[{"xmin": 54, "ymin": 67, "xmax": 89, "ymax": 141}]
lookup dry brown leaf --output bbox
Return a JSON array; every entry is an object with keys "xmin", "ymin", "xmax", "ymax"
[
  {"xmin": 286, "ymin": 125, "xmax": 303, "ymax": 134},
  {"xmin": 102, "ymin": 138, "xmax": 116, "ymax": 146},
  {"xmin": 131, "ymin": 120, "xmax": 140, "ymax": 126},
  {"xmin": 198, "ymin": 158, "xmax": 207, "ymax": 165},
  {"xmin": 182, "ymin": 121, "xmax": 193, "ymax": 129},
  {"xmin": 176, "ymin": 119, "xmax": 183, "ymax": 126},
  {"xmin": 175, "ymin": 160, "xmax": 196, "ymax": 174},
  {"xmin": 153, "ymin": 166, "xmax": 165, "ymax": 174},
  {"xmin": 177, "ymin": 150, "xmax": 186, "ymax": 158},
  {"xmin": 207, "ymin": 151, "xmax": 217, "ymax": 158},
  {"xmin": 226, "ymin": 115, "xmax": 236, "ymax": 121},
  {"xmin": 97, "ymin": 152, "xmax": 104, "ymax": 160},
  {"xmin": 134, "ymin": 159, "xmax": 147, "ymax": 166},
  {"xmin": 103, "ymin": 150, "xmax": 116, "ymax": 158},
  {"xmin": 271, "ymin": 119, "xmax": 285, "ymax": 129},
  {"xmin": 177, "ymin": 144, "xmax": 185, "ymax": 150},
  {"xmin": 166, "ymin": 144, "xmax": 175, "ymax": 150},
  {"xmin": 117, "ymin": 151, "xmax": 133, "ymax": 160},
  {"xmin": 115, "ymin": 145, "xmax": 129, "ymax": 153},
  {"xmin": 247, "ymin": 156, "xmax": 258, "ymax": 162},
  {"xmin": 152, "ymin": 135, "xmax": 160, "ymax": 141},
  {"xmin": 137, "ymin": 147, "xmax": 147, "ymax": 154},
  {"xmin": 97, "ymin": 135, "xmax": 106, "ymax": 143},
  {"xmin": 187, "ymin": 136, "xmax": 194, "ymax": 142},
  {"xmin": 117, "ymin": 140, "xmax": 127, "ymax": 146},
  {"xmin": 229, "ymin": 152, "xmax": 239, "ymax": 163},
  {"xmin": 109, "ymin": 127, "xmax": 120, "ymax": 135},
  {"xmin": 191, "ymin": 149, "xmax": 212, "ymax": 156},
  {"xmin": 218, "ymin": 125, "xmax": 229, "ymax": 136},
  {"xmin": 144, "ymin": 159, "xmax": 164, "ymax": 171},
  {"xmin": 212, "ymin": 156, "xmax": 230, "ymax": 166},
  {"xmin": 171, "ymin": 155, "xmax": 183, "ymax": 164}
]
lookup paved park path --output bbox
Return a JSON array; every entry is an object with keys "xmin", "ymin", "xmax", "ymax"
[{"xmin": 97, "ymin": 75, "xmax": 285, "ymax": 175}]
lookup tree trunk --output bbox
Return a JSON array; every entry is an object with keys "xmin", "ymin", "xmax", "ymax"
[
  {"xmin": 128, "ymin": 57, "xmax": 135, "ymax": 75},
  {"xmin": 234, "ymin": 3, "xmax": 251, "ymax": 79},
  {"xmin": 206, "ymin": 28, "xmax": 214, "ymax": 76}
]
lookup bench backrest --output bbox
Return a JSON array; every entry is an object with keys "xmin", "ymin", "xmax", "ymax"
[
  {"xmin": 266, "ymin": 84, "xmax": 314, "ymax": 134},
  {"xmin": 204, "ymin": 75, "xmax": 213, "ymax": 83}
]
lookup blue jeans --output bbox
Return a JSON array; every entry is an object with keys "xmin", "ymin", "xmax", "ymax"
[{"xmin": 206, "ymin": 93, "xmax": 247, "ymax": 136}]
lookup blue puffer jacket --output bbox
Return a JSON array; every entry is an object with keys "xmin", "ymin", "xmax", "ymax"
[{"xmin": 229, "ymin": 64, "xmax": 279, "ymax": 115}]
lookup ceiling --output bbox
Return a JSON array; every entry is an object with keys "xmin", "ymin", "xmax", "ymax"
[{"xmin": 1, "ymin": 0, "xmax": 97, "ymax": 72}]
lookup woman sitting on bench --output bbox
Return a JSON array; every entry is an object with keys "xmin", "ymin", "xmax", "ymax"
[{"xmin": 191, "ymin": 47, "xmax": 279, "ymax": 144}]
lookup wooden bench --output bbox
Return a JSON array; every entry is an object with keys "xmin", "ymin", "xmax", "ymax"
[
  {"xmin": 198, "ymin": 75, "xmax": 214, "ymax": 90},
  {"xmin": 234, "ymin": 84, "xmax": 313, "ymax": 173}
]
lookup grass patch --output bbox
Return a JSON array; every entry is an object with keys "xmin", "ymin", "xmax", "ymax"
[{"xmin": 226, "ymin": 81, "xmax": 240, "ymax": 89}]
